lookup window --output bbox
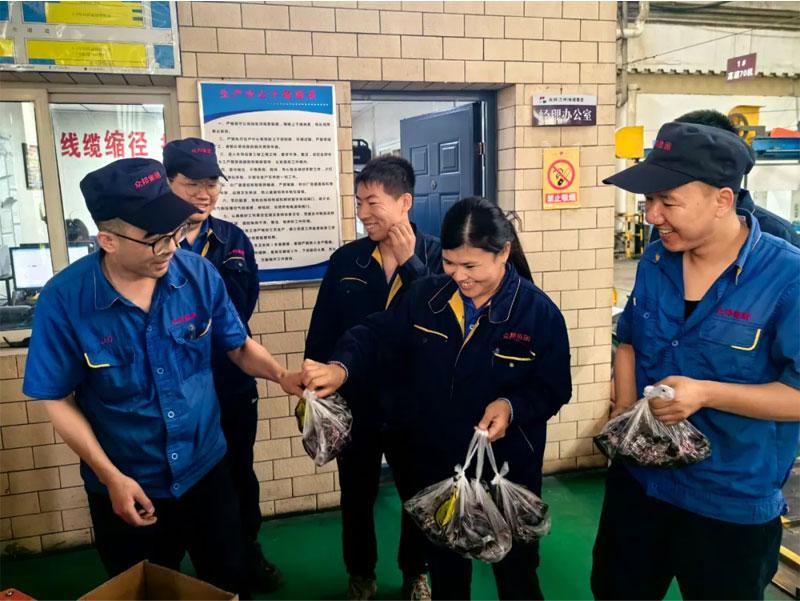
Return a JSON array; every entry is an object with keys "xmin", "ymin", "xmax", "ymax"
[
  {"xmin": 0, "ymin": 86, "xmax": 177, "ymax": 336},
  {"xmin": 0, "ymin": 100, "xmax": 50, "ymax": 330},
  {"xmin": 50, "ymin": 103, "xmax": 166, "ymax": 248}
]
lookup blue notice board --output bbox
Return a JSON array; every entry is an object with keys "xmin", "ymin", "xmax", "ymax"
[{"xmin": 198, "ymin": 82, "xmax": 341, "ymax": 285}]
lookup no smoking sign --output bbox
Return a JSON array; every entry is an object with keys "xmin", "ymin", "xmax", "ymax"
[{"xmin": 543, "ymin": 148, "xmax": 580, "ymax": 209}]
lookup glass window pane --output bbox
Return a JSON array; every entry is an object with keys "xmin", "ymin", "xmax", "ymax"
[
  {"xmin": 0, "ymin": 101, "xmax": 49, "ymax": 330},
  {"xmin": 50, "ymin": 103, "xmax": 166, "ymax": 259}
]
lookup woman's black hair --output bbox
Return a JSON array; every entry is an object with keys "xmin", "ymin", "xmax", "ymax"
[{"xmin": 440, "ymin": 196, "xmax": 533, "ymax": 282}]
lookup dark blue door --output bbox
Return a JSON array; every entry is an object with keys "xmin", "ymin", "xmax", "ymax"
[{"xmin": 401, "ymin": 103, "xmax": 481, "ymax": 237}]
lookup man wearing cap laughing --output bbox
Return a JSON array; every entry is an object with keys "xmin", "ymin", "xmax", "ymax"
[
  {"xmin": 591, "ymin": 122, "xmax": 800, "ymax": 600},
  {"xmin": 163, "ymin": 138, "xmax": 283, "ymax": 593},
  {"xmin": 22, "ymin": 158, "xmax": 303, "ymax": 599}
]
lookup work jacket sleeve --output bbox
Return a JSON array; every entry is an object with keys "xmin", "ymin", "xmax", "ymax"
[{"xmin": 328, "ymin": 283, "xmax": 416, "ymax": 387}]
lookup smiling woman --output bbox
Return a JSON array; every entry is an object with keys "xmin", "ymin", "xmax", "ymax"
[
  {"xmin": 302, "ymin": 195, "xmax": 572, "ymax": 599},
  {"xmin": 440, "ymin": 197, "xmax": 533, "ymax": 301}
]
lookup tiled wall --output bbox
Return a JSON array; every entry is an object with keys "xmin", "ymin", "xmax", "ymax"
[{"xmin": 0, "ymin": 0, "xmax": 617, "ymax": 556}]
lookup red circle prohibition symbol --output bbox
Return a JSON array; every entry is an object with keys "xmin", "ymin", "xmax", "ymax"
[{"xmin": 547, "ymin": 160, "xmax": 575, "ymax": 190}]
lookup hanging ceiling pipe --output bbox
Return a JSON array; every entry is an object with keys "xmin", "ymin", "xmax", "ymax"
[{"xmin": 618, "ymin": 1, "xmax": 650, "ymax": 39}]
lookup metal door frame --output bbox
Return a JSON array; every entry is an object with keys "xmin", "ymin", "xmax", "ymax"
[{"xmin": 351, "ymin": 90, "xmax": 498, "ymax": 204}]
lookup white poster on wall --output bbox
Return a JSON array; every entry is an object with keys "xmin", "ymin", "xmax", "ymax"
[
  {"xmin": 50, "ymin": 106, "xmax": 165, "ymax": 237},
  {"xmin": 198, "ymin": 81, "xmax": 341, "ymax": 285}
]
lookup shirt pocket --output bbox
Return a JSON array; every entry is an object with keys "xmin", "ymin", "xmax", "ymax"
[
  {"xmin": 222, "ymin": 255, "xmax": 250, "ymax": 283},
  {"xmin": 491, "ymin": 340, "xmax": 536, "ymax": 388},
  {"xmin": 334, "ymin": 277, "xmax": 371, "ymax": 326},
  {"xmin": 83, "ymin": 344, "xmax": 142, "ymax": 402},
  {"xmin": 411, "ymin": 323, "xmax": 450, "ymax": 364},
  {"xmin": 697, "ymin": 316, "xmax": 761, "ymax": 382},
  {"xmin": 169, "ymin": 317, "xmax": 213, "ymax": 381}
]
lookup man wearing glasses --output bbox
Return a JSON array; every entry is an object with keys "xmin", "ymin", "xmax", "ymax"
[
  {"xmin": 22, "ymin": 158, "xmax": 303, "ymax": 599},
  {"xmin": 163, "ymin": 138, "xmax": 283, "ymax": 593}
]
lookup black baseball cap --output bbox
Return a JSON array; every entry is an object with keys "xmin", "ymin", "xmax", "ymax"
[
  {"xmin": 163, "ymin": 137, "xmax": 226, "ymax": 180},
  {"xmin": 603, "ymin": 121, "xmax": 755, "ymax": 194},
  {"xmin": 80, "ymin": 158, "xmax": 200, "ymax": 234}
]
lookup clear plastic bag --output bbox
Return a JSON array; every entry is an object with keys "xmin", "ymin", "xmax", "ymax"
[
  {"xmin": 294, "ymin": 389, "xmax": 353, "ymax": 467},
  {"xmin": 593, "ymin": 384, "xmax": 712, "ymax": 468},
  {"xmin": 403, "ymin": 430, "xmax": 512, "ymax": 563},
  {"xmin": 485, "ymin": 443, "xmax": 551, "ymax": 543}
]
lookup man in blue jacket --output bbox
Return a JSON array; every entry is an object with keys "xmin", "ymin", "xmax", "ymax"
[
  {"xmin": 649, "ymin": 110, "xmax": 800, "ymax": 249},
  {"xmin": 164, "ymin": 138, "xmax": 283, "ymax": 593},
  {"xmin": 305, "ymin": 156, "xmax": 441, "ymax": 600},
  {"xmin": 22, "ymin": 158, "xmax": 303, "ymax": 598},
  {"xmin": 594, "ymin": 121, "xmax": 800, "ymax": 600}
]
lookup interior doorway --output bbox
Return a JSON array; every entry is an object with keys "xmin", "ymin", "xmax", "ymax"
[{"xmin": 351, "ymin": 92, "xmax": 497, "ymax": 238}]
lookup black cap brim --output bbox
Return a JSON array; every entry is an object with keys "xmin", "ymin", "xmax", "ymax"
[
  {"xmin": 603, "ymin": 161, "xmax": 697, "ymax": 194},
  {"xmin": 177, "ymin": 162, "xmax": 227, "ymax": 181},
  {"xmin": 122, "ymin": 190, "xmax": 201, "ymax": 234}
]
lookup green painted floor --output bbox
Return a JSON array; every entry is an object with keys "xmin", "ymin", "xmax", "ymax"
[{"xmin": 0, "ymin": 469, "xmax": 792, "ymax": 600}]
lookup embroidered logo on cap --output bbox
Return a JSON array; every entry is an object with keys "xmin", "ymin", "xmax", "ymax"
[
  {"xmin": 654, "ymin": 140, "xmax": 673, "ymax": 151},
  {"xmin": 192, "ymin": 148, "xmax": 212, "ymax": 154},
  {"xmin": 134, "ymin": 170, "xmax": 162, "ymax": 189}
]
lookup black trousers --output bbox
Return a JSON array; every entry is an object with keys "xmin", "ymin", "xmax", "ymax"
[
  {"xmin": 337, "ymin": 420, "xmax": 429, "ymax": 580},
  {"xmin": 428, "ymin": 539, "xmax": 543, "ymax": 600},
  {"xmin": 218, "ymin": 387, "xmax": 262, "ymax": 550},
  {"xmin": 87, "ymin": 458, "xmax": 249, "ymax": 598},
  {"xmin": 591, "ymin": 462, "xmax": 783, "ymax": 601}
]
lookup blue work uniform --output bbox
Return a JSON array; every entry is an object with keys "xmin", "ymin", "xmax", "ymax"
[
  {"xmin": 329, "ymin": 262, "xmax": 573, "ymax": 493},
  {"xmin": 22, "ymin": 249, "xmax": 248, "ymax": 498},
  {"xmin": 618, "ymin": 210, "xmax": 800, "ymax": 524},
  {"xmin": 180, "ymin": 215, "xmax": 259, "ymax": 397}
]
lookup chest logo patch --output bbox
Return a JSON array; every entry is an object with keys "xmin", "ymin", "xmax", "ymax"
[{"xmin": 716, "ymin": 307, "xmax": 751, "ymax": 321}]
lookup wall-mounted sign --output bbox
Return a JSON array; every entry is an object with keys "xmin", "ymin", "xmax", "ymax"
[
  {"xmin": 51, "ymin": 105, "xmax": 166, "ymax": 236},
  {"xmin": 199, "ymin": 81, "xmax": 342, "ymax": 285},
  {"xmin": 533, "ymin": 95, "xmax": 597, "ymax": 127},
  {"xmin": 726, "ymin": 53, "xmax": 756, "ymax": 82},
  {"xmin": 0, "ymin": 1, "xmax": 180, "ymax": 74},
  {"xmin": 543, "ymin": 148, "xmax": 580, "ymax": 210}
]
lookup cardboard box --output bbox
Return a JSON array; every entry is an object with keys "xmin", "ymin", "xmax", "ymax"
[{"xmin": 79, "ymin": 560, "xmax": 237, "ymax": 600}]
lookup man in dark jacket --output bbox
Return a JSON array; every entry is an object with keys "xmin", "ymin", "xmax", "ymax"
[
  {"xmin": 305, "ymin": 157, "xmax": 442, "ymax": 600},
  {"xmin": 164, "ymin": 138, "xmax": 284, "ymax": 593}
]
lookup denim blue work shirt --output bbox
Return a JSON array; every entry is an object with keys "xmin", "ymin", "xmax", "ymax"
[
  {"xmin": 617, "ymin": 210, "xmax": 800, "ymax": 524},
  {"xmin": 22, "ymin": 249, "xmax": 248, "ymax": 498}
]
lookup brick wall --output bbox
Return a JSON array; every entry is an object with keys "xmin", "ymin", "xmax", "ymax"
[{"xmin": 0, "ymin": 0, "xmax": 617, "ymax": 555}]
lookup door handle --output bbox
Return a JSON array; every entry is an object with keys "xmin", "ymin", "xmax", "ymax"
[{"xmin": 430, "ymin": 179, "xmax": 438, "ymax": 190}]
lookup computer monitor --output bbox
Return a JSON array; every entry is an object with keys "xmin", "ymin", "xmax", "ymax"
[
  {"xmin": 10, "ymin": 244, "xmax": 91, "ymax": 292},
  {"xmin": 68, "ymin": 243, "xmax": 91, "ymax": 263},
  {"xmin": 11, "ymin": 247, "xmax": 51, "ymax": 291}
]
